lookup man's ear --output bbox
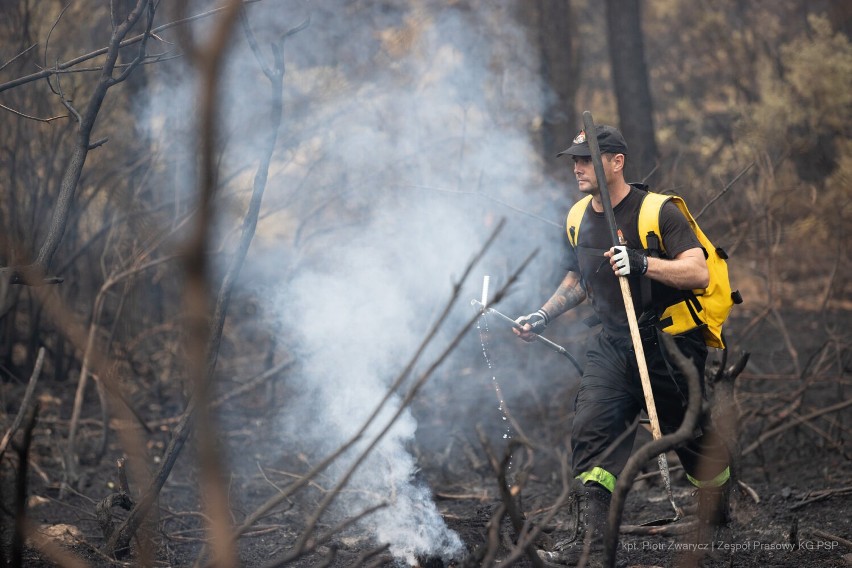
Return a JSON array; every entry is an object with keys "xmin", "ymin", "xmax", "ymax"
[{"xmin": 612, "ymin": 153, "xmax": 625, "ymax": 172}]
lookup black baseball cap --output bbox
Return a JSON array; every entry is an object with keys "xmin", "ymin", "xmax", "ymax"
[{"xmin": 557, "ymin": 125, "xmax": 628, "ymax": 157}]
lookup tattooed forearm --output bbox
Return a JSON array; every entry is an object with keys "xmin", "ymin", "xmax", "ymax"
[{"xmin": 541, "ymin": 271, "xmax": 585, "ymax": 318}]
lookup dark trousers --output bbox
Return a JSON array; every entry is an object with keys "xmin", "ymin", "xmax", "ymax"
[{"xmin": 571, "ymin": 328, "xmax": 729, "ymax": 484}]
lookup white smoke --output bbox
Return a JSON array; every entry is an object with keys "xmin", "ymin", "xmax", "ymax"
[
  {"xmin": 257, "ymin": 3, "xmax": 556, "ymax": 562},
  {"xmin": 141, "ymin": 0, "xmax": 562, "ymax": 562}
]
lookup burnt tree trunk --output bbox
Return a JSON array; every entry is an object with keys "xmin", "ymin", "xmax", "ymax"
[
  {"xmin": 519, "ymin": 0, "xmax": 580, "ymax": 180},
  {"xmin": 605, "ymin": 0, "xmax": 659, "ymax": 185}
]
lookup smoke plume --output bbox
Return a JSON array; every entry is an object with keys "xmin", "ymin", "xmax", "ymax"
[{"xmin": 142, "ymin": 0, "xmax": 566, "ymax": 562}]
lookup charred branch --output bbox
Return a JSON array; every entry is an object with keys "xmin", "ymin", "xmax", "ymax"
[
  {"xmin": 10, "ymin": 402, "xmax": 39, "ymax": 568},
  {"xmin": 476, "ymin": 430, "xmax": 544, "ymax": 568},
  {"xmin": 0, "ymin": 0, "xmax": 267, "ymax": 94},
  {"xmin": 65, "ymin": 255, "xmax": 174, "ymax": 491},
  {"xmin": 19, "ymin": 286, "xmax": 157, "ymax": 561},
  {"xmin": 96, "ymin": 490, "xmax": 134, "ymax": 550},
  {"xmin": 106, "ymin": 5, "xmax": 299, "ymax": 560},
  {"xmin": 501, "ymin": 452, "xmax": 574, "ymax": 567},
  {"xmin": 602, "ymin": 333, "xmax": 702, "ymax": 568},
  {"xmin": 480, "ymin": 503, "xmax": 508, "ymax": 567},
  {"xmin": 87, "ymin": 137, "xmax": 109, "ymax": 150},
  {"xmin": 618, "ymin": 520, "xmax": 699, "ymax": 536},
  {"xmin": 352, "ymin": 543, "xmax": 391, "ymax": 566},
  {"xmin": 259, "ymin": 503, "xmax": 388, "ymax": 568},
  {"xmin": 694, "ymin": 162, "xmax": 755, "ymax": 220},
  {"xmin": 710, "ymin": 351, "xmax": 750, "ymax": 495},
  {"xmin": 95, "ymin": 458, "xmax": 135, "ymax": 549},
  {"xmin": 0, "ymin": 348, "xmax": 45, "ymax": 460},
  {"xmin": 36, "ymin": 0, "xmax": 153, "ymax": 271},
  {"xmin": 742, "ymin": 397, "xmax": 852, "ymax": 457}
]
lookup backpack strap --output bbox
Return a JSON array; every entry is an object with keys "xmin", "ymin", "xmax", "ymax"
[
  {"xmin": 567, "ymin": 197, "xmax": 608, "ymax": 258},
  {"xmin": 565, "ymin": 194, "xmax": 601, "ymax": 328},
  {"xmin": 566, "ymin": 194, "xmax": 594, "ymax": 248},
  {"xmin": 637, "ymin": 191, "xmax": 671, "ymax": 254},
  {"xmin": 635, "ymin": 192, "xmax": 669, "ymax": 312}
]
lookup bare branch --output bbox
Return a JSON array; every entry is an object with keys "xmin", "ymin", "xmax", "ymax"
[
  {"xmin": 0, "ymin": 0, "xmax": 266, "ymax": 94},
  {"xmin": 0, "ymin": 42, "xmax": 37, "ymax": 73},
  {"xmin": 159, "ymin": 0, "xmax": 246, "ymax": 564},
  {"xmin": 21, "ymin": 281, "xmax": 157, "ymax": 561},
  {"xmin": 694, "ymin": 161, "xmax": 754, "ymax": 220},
  {"xmin": 0, "ymin": 101, "xmax": 68, "ymax": 122},
  {"xmin": 602, "ymin": 333, "xmax": 702, "ymax": 568},
  {"xmin": 0, "ymin": 347, "xmax": 45, "ymax": 459},
  {"xmin": 110, "ymin": 0, "xmax": 156, "ymax": 85},
  {"xmin": 11, "ymin": 402, "xmax": 39, "ymax": 568},
  {"xmin": 43, "ymin": 1, "xmax": 76, "ymax": 97},
  {"xmin": 499, "ymin": 452, "xmax": 574, "ymax": 566},
  {"xmin": 64, "ymin": 255, "xmax": 174, "ymax": 488},
  {"xmin": 35, "ymin": 0, "xmax": 153, "ymax": 271},
  {"xmin": 261, "ymin": 503, "xmax": 388, "ymax": 567},
  {"xmin": 742, "ymin": 398, "xmax": 852, "ymax": 456},
  {"xmin": 476, "ymin": 431, "xmax": 544, "ymax": 567}
]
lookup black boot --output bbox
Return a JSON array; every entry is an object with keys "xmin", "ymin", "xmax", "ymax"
[{"xmin": 538, "ymin": 480, "xmax": 611, "ymax": 567}]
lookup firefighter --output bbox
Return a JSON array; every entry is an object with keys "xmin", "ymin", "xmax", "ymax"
[{"xmin": 514, "ymin": 125, "xmax": 730, "ymax": 566}]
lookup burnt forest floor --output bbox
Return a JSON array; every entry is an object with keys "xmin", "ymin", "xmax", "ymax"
[{"xmin": 2, "ymin": 308, "xmax": 851, "ymax": 568}]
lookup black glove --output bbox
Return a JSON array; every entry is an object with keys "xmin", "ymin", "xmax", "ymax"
[
  {"xmin": 611, "ymin": 246, "xmax": 648, "ymax": 276},
  {"xmin": 515, "ymin": 309, "xmax": 551, "ymax": 333}
]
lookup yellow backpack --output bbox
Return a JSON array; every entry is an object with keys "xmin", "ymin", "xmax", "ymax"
[{"xmin": 566, "ymin": 191, "xmax": 742, "ymax": 349}]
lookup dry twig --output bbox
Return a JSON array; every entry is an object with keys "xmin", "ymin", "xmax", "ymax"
[
  {"xmin": 0, "ymin": 347, "xmax": 45, "ymax": 459},
  {"xmin": 810, "ymin": 529, "xmax": 852, "ymax": 549},
  {"xmin": 742, "ymin": 398, "xmax": 852, "ymax": 456},
  {"xmin": 476, "ymin": 430, "xmax": 544, "ymax": 567},
  {"xmin": 789, "ymin": 486, "xmax": 852, "ymax": 511},
  {"xmin": 10, "ymin": 402, "xmax": 39, "ymax": 568}
]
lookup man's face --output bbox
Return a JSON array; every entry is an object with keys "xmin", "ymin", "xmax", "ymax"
[
  {"xmin": 572, "ymin": 154, "xmax": 621, "ymax": 194},
  {"xmin": 572, "ymin": 155, "xmax": 599, "ymax": 194}
]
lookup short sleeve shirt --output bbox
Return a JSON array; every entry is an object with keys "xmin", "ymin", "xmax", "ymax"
[{"xmin": 562, "ymin": 186, "xmax": 701, "ymax": 339}]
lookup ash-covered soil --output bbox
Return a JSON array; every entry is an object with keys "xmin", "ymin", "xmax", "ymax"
[{"xmin": 2, "ymin": 309, "xmax": 850, "ymax": 567}]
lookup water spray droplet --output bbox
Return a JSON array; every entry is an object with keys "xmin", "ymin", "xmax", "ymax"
[{"xmin": 477, "ymin": 312, "xmax": 515, "ymax": 483}]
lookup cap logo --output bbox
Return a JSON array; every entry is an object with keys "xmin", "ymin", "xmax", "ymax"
[{"xmin": 573, "ymin": 130, "xmax": 586, "ymax": 144}]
